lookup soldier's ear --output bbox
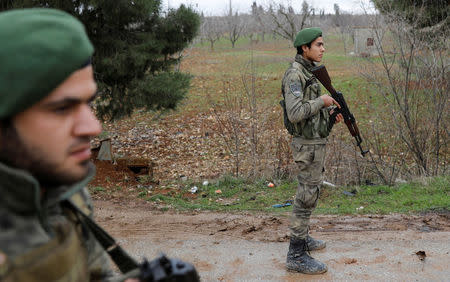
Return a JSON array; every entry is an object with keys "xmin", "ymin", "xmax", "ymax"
[{"xmin": 301, "ymin": 44, "xmax": 309, "ymax": 53}]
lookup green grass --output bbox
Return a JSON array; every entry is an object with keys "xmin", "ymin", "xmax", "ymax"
[
  {"xmin": 90, "ymin": 186, "xmax": 106, "ymax": 194},
  {"xmin": 143, "ymin": 176, "xmax": 450, "ymax": 215},
  {"xmin": 195, "ymin": 35, "xmax": 288, "ymax": 51},
  {"xmin": 317, "ymin": 176, "xmax": 450, "ymax": 214},
  {"xmin": 144, "ymin": 176, "xmax": 295, "ymax": 212},
  {"xmin": 134, "ymin": 31, "xmax": 448, "ymax": 215}
]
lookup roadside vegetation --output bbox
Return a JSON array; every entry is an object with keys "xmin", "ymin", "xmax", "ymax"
[
  {"xmin": 88, "ymin": 18, "xmax": 447, "ymax": 215},
  {"xmin": 90, "ymin": 175, "xmax": 449, "ymax": 215}
]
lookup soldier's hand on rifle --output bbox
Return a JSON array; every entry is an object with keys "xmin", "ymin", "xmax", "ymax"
[
  {"xmin": 330, "ymin": 108, "xmax": 344, "ymax": 124},
  {"xmin": 320, "ymin": 94, "xmax": 341, "ymax": 108}
]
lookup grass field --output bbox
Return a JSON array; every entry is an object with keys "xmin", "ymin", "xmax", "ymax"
[
  {"xmin": 182, "ymin": 34, "xmax": 378, "ymax": 126},
  {"xmin": 135, "ymin": 175, "xmax": 449, "ymax": 215},
  {"xmin": 91, "ymin": 32, "xmax": 449, "ymax": 215}
]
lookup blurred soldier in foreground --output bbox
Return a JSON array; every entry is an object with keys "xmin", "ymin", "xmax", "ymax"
[
  {"xmin": 0, "ymin": 8, "xmax": 201, "ymax": 282},
  {"xmin": 280, "ymin": 27, "xmax": 343, "ymax": 274},
  {"xmin": 0, "ymin": 8, "xmax": 115, "ymax": 281}
]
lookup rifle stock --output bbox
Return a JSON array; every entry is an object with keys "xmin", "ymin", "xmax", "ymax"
[
  {"xmin": 311, "ymin": 65, "xmax": 369, "ymax": 156},
  {"xmin": 310, "ymin": 65, "xmax": 337, "ymax": 95}
]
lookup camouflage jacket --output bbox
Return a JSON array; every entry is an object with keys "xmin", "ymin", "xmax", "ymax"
[
  {"xmin": 281, "ymin": 54, "xmax": 331, "ymax": 144},
  {"xmin": 0, "ymin": 161, "xmax": 112, "ymax": 281}
]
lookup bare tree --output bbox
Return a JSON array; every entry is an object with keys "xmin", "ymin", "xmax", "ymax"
[
  {"xmin": 267, "ymin": 0, "xmax": 314, "ymax": 42},
  {"xmin": 241, "ymin": 51, "xmax": 260, "ymax": 174},
  {"xmin": 332, "ymin": 3, "xmax": 354, "ymax": 54},
  {"xmin": 252, "ymin": 2, "xmax": 271, "ymax": 42},
  {"xmin": 226, "ymin": 11, "xmax": 247, "ymax": 48},
  {"xmin": 200, "ymin": 16, "xmax": 224, "ymax": 51},
  {"xmin": 210, "ymin": 82, "xmax": 244, "ymax": 177},
  {"xmin": 360, "ymin": 3, "xmax": 449, "ymax": 178}
]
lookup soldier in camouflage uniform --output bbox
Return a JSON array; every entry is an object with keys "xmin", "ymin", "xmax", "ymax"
[
  {"xmin": 281, "ymin": 27, "xmax": 343, "ymax": 274},
  {"xmin": 0, "ymin": 9, "xmax": 114, "ymax": 281}
]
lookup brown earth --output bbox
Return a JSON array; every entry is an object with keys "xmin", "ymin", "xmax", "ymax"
[{"xmin": 94, "ymin": 200, "xmax": 450, "ymax": 281}]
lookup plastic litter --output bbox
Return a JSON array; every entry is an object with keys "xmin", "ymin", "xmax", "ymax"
[
  {"xmin": 190, "ymin": 186, "xmax": 198, "ymax": 194},
  {"xmin": 272, "ymin": 203, "xmax": 292, "ymax": 208},
  {"xmin": 343, "ymin": 191, "xmax": 355, "ymax": 196},
  {"xmin": 322, "ymin": 181, "xmax": 336, "ymax": 188}
]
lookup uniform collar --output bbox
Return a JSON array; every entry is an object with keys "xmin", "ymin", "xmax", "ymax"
[
  {"xmin": 295, "ymin": 54, "xmax": 316, "ymax": 71},
  {"xmin": 0, "ymin": 161, "xmax": 95, "ymax": 215}
]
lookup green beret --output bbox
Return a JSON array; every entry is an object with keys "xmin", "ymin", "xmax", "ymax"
[
  {"xmin": 294, "ymin": 27, "xmax": 323, "ymax": 48},
  {"xmin": 0, "ymin": 8, "xmax": 94, "ymax": 119}
]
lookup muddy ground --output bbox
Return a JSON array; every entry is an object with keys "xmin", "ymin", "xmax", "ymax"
[{"xmin": 94, "ymin": 200, "xmax": 450, "ymax": 281}]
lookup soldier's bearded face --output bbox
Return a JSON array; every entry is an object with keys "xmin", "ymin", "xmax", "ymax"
[
  {"xmin": 0, "ymin": 66, "xmax": 101, "ymax": 187},
  {"xmin": 303, "ymin": 37, "xmax": 325, "ymax": 62}
]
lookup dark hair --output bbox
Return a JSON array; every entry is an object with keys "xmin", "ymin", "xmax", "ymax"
[
  {"xmin": 297, "ymin": 42, "xmax": 312, "ymax": 55},
  {"xmin": 0, "ymin": 118, "xmax": 16, "ymax": 165},
  {"xmin": 0, "ymin": 118, "xmax": 12, "ymax": 134}
]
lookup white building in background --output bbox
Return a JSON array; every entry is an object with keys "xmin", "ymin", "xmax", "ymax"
[{"xmin": 354, "ymin": 27, "xmax": 381, "ymax": 57}]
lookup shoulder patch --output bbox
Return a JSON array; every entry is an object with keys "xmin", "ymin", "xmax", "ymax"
[{"xmin": 289, "ymin": 82, "xmax": 303, "ymax": 98}]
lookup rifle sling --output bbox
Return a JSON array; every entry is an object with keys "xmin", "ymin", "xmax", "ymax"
[
  {"xmin": 305, "ymin": 78, "xmax": 313, "ymax": 89},
  {"xmin": 65, "ymin": 200, "xmax": 139, "ymax": 274}
]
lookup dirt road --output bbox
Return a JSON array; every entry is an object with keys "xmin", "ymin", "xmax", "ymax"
[{"xmin": 94, "ymin": 200, "xmax": 450, "ymax": 281}]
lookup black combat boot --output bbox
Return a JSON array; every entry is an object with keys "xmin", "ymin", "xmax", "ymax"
[
  {"xmin": 286, "ymin": 237, "xmax": 327, "ymax": 274},
  {"xmin": 306, "ymin": 235, "xmax": 326, "ymax": 251}
]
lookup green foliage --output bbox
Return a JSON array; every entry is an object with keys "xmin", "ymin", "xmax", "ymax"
[
  {"xmin": 318, "ymin": 176, "xmax": 450, "ymax": 214},
  {"xmin": 98, "ymin": 130, "xmax": 110, "ymax": 140},
  {"xmin": 6, "ymin": 0, "xmax": 200, "ymax": 120},
  {"xmin": 89, "ymin": 186, "xmax": 105, "ymax": 194},
  {"xmin": 373, "ymin": 0, "xmax": 449, "ymax": 31}
]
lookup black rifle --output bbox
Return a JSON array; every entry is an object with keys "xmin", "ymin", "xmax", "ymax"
[
  {"xmin": 139, "ymin": 255, "xmax": 199, "ymax": 282},
  {"xmin": 110, "ymin": 254, "xmax": 200, "ymax": 282},
  {"xmin": 66, "ymin": 200, "xmax": 200, "ymax": 282},
  {"xmin": 311, "ymin": 65, "xmax": 369, "ymax": 156}
]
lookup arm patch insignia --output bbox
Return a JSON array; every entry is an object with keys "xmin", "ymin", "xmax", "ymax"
[{"xmin": 289, "ymin": 82, "xmax": 303, "ymax": 98}]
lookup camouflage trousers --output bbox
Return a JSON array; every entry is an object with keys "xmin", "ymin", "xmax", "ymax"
[{"xmin": 289, "ymin": 142, "xmax": 326, "ymax": 239}]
